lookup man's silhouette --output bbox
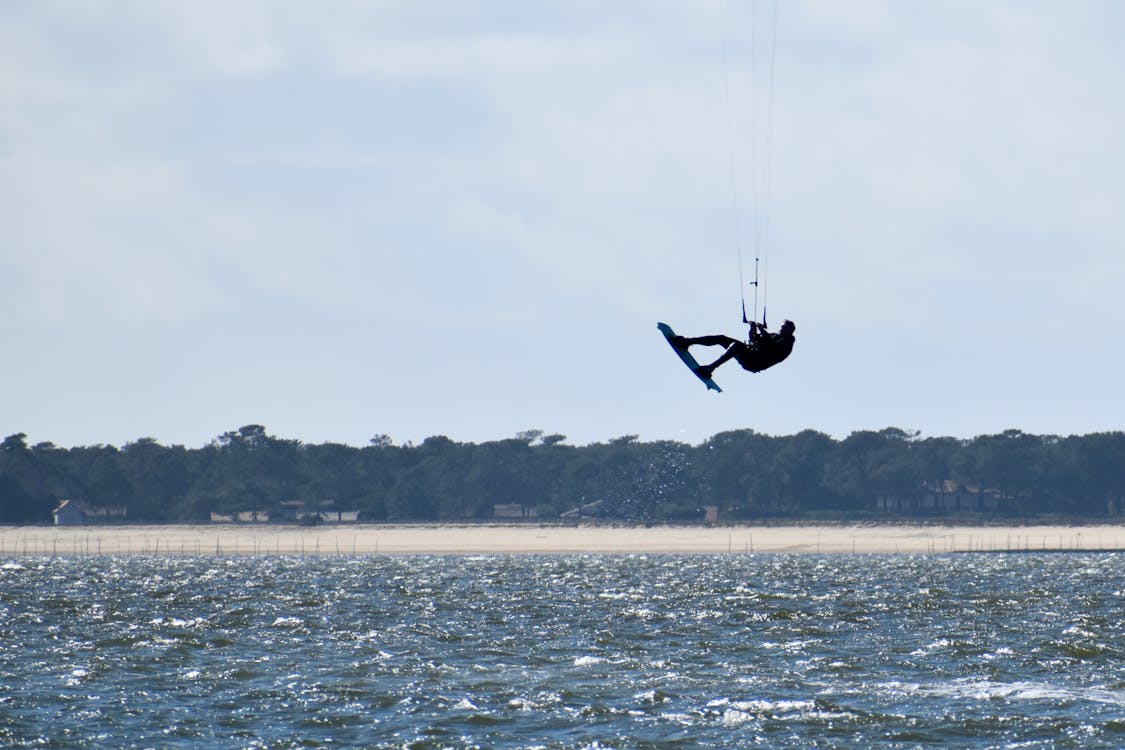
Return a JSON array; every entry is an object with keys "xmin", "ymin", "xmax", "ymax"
[{"xmin": 671, "ymin": 319, "xmax": 796, "ymax": 380}]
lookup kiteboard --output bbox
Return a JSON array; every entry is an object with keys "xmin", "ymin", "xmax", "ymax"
[{"xmin": 657, "ymin": 322, "xmax": 722, "ymax": 392}]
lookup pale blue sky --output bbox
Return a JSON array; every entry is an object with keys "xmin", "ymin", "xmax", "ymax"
[{"xmin": 2, "ymin": 1, "xmax": 1123, "ymax": 448}]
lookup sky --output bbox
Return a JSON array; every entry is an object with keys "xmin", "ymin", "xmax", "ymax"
[{"xmin": 2, "ymin": 1, "xmax": 1124, "ymax": 449}]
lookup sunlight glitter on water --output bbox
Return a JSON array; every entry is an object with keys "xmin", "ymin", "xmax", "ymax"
[{"xmin": 1, "ymin": 553, "xmax": 1123, "ymax": 748}]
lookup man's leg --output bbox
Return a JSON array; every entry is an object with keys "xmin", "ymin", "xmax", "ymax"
[
  {"xmin": 696, "ymin": 343, "xmax": 741, "ymax": 379},
  {"xmin": 678, "ymin": 334, "xmax": 740, "ymax": 349}
]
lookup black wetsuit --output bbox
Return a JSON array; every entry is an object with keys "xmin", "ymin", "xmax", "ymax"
[
  {"xmin": 677, "ymin": 326, "xmax": 795, "ymax": 376},
  {"xmin": 734, "ymin": 330, "xmax": 794, "ymax": 373}
]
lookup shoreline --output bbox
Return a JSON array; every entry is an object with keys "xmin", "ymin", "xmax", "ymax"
[{"xmin": 2, "ymin": 523, "xmax": 1124, "ymax": 556}]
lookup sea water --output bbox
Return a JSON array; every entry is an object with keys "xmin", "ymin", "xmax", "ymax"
[{"xmin": 1, "ymin": 553, "xmax": 1122, "ymax": 748}]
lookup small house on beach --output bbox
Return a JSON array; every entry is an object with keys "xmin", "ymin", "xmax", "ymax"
[
  {"xmin": 53, "ymin": 499, "xmax": 84, "ymax": 526},
  {"xmin": 875, "ymin": 480, "xmax": 1008, "ymax": 515}
]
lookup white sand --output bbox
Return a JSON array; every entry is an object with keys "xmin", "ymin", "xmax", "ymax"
[{"xmin": 2, "ymin": 523, "xmax": 1123, "ymax": 556}]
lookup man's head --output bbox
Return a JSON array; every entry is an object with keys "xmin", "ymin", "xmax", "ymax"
[{"xmin": 780, "ymin": 320, "xmax": 796, "ymax": 336}]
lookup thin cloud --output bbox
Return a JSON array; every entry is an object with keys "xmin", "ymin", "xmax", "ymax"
[{"xmin": 2, "ymin": 1, "xmax": 1123, "ymax": 448}]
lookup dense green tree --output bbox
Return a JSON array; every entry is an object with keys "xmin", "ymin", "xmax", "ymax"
[
  {"xmin": 2, "ymin": 426, "xmax": 1124, "ymax": 524},
  {"xmin": 0, "ymin": 471, "xmax": 39, "ymax": 523},
  {"xmin": 1, "ymin": 434, "xmax": 51, "ymax": 520}
]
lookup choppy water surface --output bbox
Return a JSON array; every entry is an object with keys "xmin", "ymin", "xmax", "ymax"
[{"xmin": 1, "ymin": 553, "xmax": 1123, "ymax": 748}]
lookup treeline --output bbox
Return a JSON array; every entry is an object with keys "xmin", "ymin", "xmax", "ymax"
[{"xmin": 1, "ymin": 426, "xmax": 1124, "ymax": 524}]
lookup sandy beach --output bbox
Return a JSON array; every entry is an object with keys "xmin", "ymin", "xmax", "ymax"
[{"xmin": 2, "ymin": 523, "xmax": 1124, "ymax": 556}]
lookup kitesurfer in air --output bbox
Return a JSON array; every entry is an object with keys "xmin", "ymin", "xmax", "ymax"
[{"xmin": 671, "ymin": 319, "xmax": 795, "ymax": 380}]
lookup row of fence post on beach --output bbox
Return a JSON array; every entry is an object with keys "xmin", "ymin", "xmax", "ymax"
[
  {"xmin": 0, "ymin": 533, "xmax": 372, "ymax": 557},
  {"xmin": 726, "ymin": 531, "xmax": 1122, "ymax": 554},
  {"xmin": 1, "ymin": 530, "xmax": 1122, "ymax": 557}
]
